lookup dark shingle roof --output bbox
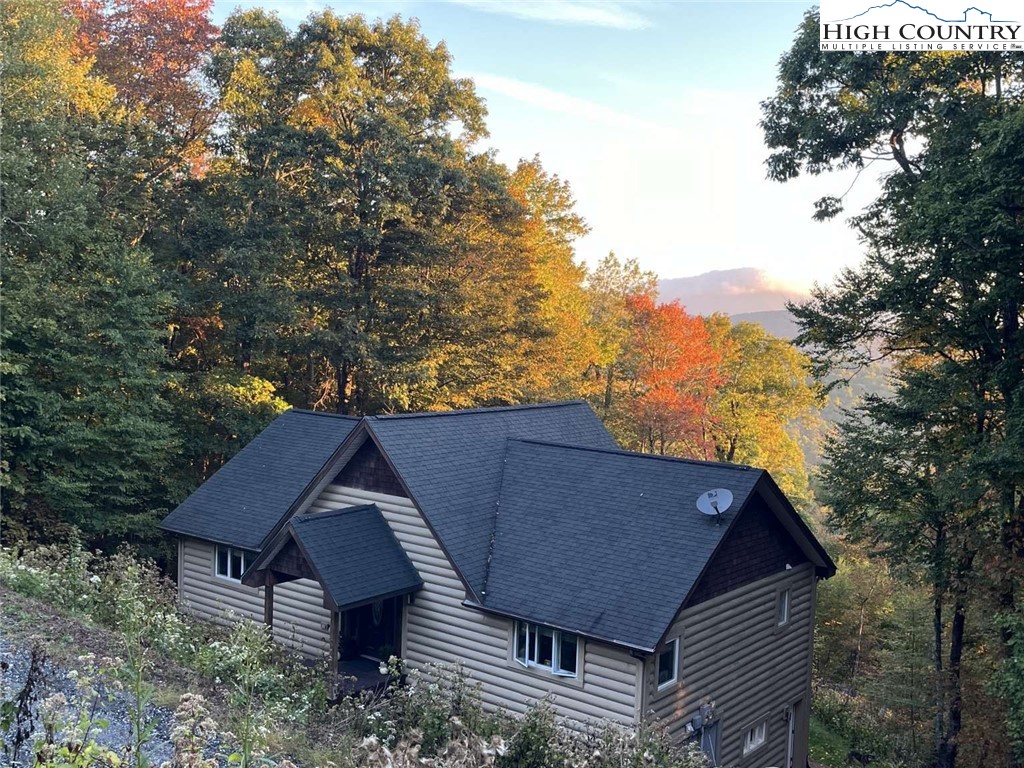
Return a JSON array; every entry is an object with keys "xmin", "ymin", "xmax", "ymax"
[
  {"xmin": 160, "ymin": 410, "xmax": 359, "ymax": 550},
  {"xmin": 367, "ymin": 402, "xmax": 619, "ymax": 595},
  {"xmin": 288, "ymin": 505, "xmax": 422, "ymax": 611},
  {"xmin": 477, "ymin": 439, "xmax": 765, "ymax": 652}
]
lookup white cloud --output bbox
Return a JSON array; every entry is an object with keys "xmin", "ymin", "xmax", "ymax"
[
  {"xmin": 471, "ymin": 70, "xmax": 873, "ymax": 290},
  {"xmin": 469, "ymin": 73, "xmax": 674, "ymax": 137},
  {"xmin": 447, "ymin": 0, "xmax": 650, "ymax": 29}
]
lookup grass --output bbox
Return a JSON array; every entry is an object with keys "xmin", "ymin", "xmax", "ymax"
[{"xmin": 809, "ymin": 713, "xmax": 852, "ymax": 768}]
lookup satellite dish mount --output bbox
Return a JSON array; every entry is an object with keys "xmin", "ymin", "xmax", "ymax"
[{"xmin": 696, "ymin": 488, "xmax": 734, "ymax": 525}]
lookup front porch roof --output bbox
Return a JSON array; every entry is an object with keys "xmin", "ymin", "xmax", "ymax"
[{"xmin": 243, "ymin": 504, "xmax": 422, "ymax": 612}]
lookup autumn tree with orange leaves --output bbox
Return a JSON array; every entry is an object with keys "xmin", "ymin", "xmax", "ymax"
[
  {"xmin": 66, "ymin": 0, "xmax": 218, "ymax": 241},
  {"xmin": 619, "ymin": 295, "xmax": 723, "ymax": 455}
]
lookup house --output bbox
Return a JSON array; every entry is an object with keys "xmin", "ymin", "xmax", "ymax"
[{"xmin": 160, "ymin": 401, "xmax": 835, "ymax": 768}]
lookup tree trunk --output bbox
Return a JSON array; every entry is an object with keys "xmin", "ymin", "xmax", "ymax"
[
  {"xmin": 933, "ymin": 520, "xmax": 946, "ymax": 763},
  {"xmin": 336, "ymin": 361, "xmax": 350, "ymax": 415},
  {"xmin": 937, "ymin": 595, "xmax": 966, "ymax": 768},
  {"xmin": 603, "ymin": 364, "xmax": 614, "ymax": 414},
  {"xmin": 852, "ymin": 599, "xmax": 867, "ymax": 685},
  {"xmin": 933, "ymin": 582, "xmax": 945, "ymax": 763},
  {"xmin": 305, "ymin": 353, "xmax": 315, "ymax": 410}
]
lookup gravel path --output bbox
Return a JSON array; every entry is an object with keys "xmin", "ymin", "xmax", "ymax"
[{"xmin": 0, "ymin": 633, "xmax": 176, "ymax": 766}]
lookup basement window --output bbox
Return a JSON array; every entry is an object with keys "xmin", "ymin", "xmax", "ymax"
[
  {"xmin": 656, "ymin": 638, "xmax": 679, "ymax": 690},
  {"xmin": 514, "ymin": 621, "xmax": 579, "ymax": 677},
  {"xmin": 215, "ymin": 545, "xmax": 255, "ymax": 582},
  {"xmin": 743, "ymin": 719, "xmax": 768, "ymax": 755}
]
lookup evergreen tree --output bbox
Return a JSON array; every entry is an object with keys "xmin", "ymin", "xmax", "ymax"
[
  {"xmin": 762, "ymin": 15, "xmax": 1024, "ymax": 765},
  {"xmin": 1, "ymin": 0, "xmax": 178, "ymax": 546}
]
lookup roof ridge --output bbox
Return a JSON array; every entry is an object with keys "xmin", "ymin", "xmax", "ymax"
[
  {"xmin": 292, "ymin": 504, "xmax": 376, "ymax": 523},
  {"xmin": 287, "ymin": 409, "xmax": 362, "ymax": 422},
  {"xmin": 369, "ymin": 400, "xmax": 589, "ymax": 420},
  {"xmin": 508, "ymin": 438, "xmax": 760, "ymax": 471}
]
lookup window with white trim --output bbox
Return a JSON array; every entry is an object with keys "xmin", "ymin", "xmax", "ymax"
[
  {"xmin": 656, "ymin": 638, "xmax": 679, "ymax": 689},
  {"xmin": 743, "ymin": 719, "xmax": 768, "ymax": 755},
  {"xmin": 777, "ymin": 588, "xmax": 791, "ymax": 626},
  {"xmin": 514, "ymin": 621, "xmax": 579, "ymax": 677},
  {"xmin": 215, "ymin": 545, "xmax": 255, "ymax": 582}
]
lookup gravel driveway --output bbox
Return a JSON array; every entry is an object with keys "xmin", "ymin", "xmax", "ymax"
[{"xmin": 0, "ymin": 633, "xmax": 177, "ymax": 766}]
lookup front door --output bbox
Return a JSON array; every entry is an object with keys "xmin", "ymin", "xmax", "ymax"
[{"xmin": 339, "ymin": 596, "xmax": 403, "ymax": 661}]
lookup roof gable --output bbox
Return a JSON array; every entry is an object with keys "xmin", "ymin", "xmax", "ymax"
[
  {"xmin": 366, "ymin": 401, "xmax": 619, "ymax": 595},
  {"xmin": 247, "ymin": 505, "xmax": 422, "ymax": 611},
  {"xmin": 684, "ymin": 492, "xmax": 809, "ymax": 608},
  {"xmin": 160, "ymin": 410, "xmax": 359, "ymax": 550},
  {"xmin": 333, "ymin": 437, "xmax": 406, "ymax": 497}
]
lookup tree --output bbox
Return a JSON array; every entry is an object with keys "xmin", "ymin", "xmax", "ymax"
[
  {"xmin": 195, "ymin": 10, "xmax": 558, "ymax": 416},
  {"xmin": 705, "ymin": 318, "xmax": 818, "ymax": 506},
  {"xmin": 504, "ymin": 158, "xmax": 599, "ymax": 402},
  {"xmin": 69, "ymin": 0, "xmax": 216, "ymax": 141},
  {"xmin": 1, "ymin": 0, "xmax": 178, "ymax": 547},
  {"xmin": 618, "ymin": 295, "xmax": 722, "ymax": 455},
  {"xmin": 820, "ymin": 367, "xmax": 986, "ymax": 766},
  {"xmin": 762, "ymin": 17, "xmax": 1024, "ymax": 764},
  {"xmin": 814, "ymin": 543, "xmax": 896, "ymax": 689},
  {"xmin": 65, "ymin": 0, "xmax": 218, "ymax": 243},
  {"xmin": 584, "ymin": 252, "xmax": 658, "ymax": 425}
]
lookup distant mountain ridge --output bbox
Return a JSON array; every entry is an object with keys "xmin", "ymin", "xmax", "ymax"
[
  {"xmin": 730, "ymin": 310, "xmax": 801, "ymax": 339},
  {"xmin": 657, "ymin": 268, "xmax": 807, "ymax": 338}
]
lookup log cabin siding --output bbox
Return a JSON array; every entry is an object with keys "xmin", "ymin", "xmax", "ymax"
[
  {"xmin": 308, "ymin": 484, "xmax": 641, "ymax": 726},
  {"xmin": 644, "ymin": 563, "xmax": 815, "ymax": 766},
  {"xmin": 178, "ymin": 538, "xmax": 332, "ymax": 656}
]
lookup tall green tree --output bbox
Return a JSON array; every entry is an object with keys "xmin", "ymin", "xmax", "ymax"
[
  {"xmin": 210, "ymin": 10, "xmax": 488, "ymax": 414},
  {"xmin": 821, "ymin": 368, "xmax": 986, "ymax": 766},
  {"xmin": 1, "ymin": 0, "xmax": 178, "ymax": 546},
  {"xmin": 181, "ymin": 9, "xmax": 558, "ymax": 416},
  {"xmin": 762, "ymin": 14, "xmax": 1024, "ymax": 765}
]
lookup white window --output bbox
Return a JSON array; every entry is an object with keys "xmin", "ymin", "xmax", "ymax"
[
  {"xmin": 777, "ymin": 588, "xmax": 791, "ymax": 626},
  {"xmin": 656, "ymin": 637, "xmax": 679, "ymax": 689},
  {"xmin": 215, "ymin": 545, "xmax": 255, "ymax": 582},
  {"xmin": 514, "ymin": 621, "xmax": 579, "ymax": 677},
  {"xmin": 743, "ymin": 719, "xmax": 768, "ymax": 755}
]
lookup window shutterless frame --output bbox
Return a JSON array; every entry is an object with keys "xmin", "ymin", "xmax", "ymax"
[
  {"xmin": 776, "ymin": 587, "xmax": 791, "ymax": 628},
  {"xmin": 742, "ymin": 717, "xmax": 769, "ymax": 755},
  {"xmin": 656, "ymin": 637, "xmax": 679, "ymax": 690},
  {"xmin": 514, "ymin": 621, "xmax": 579, "ymax": 677},
  {"xmin": 214, "ymin": 545, "xmax": 255, "ymax": 582}
]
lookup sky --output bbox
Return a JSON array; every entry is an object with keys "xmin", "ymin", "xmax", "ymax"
[{"xmin": 210, "ymin": 0, "xmax": 881, "ymax": 290}]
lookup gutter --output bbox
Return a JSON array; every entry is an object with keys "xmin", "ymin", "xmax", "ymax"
[{"xmin": 461, "ymin": 598, "xmax": 656, "ymax": 655}]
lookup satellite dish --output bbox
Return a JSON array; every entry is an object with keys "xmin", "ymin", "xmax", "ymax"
[{"xmin": 696, "ymin": 488, "xmax": 734, "ymax": 518}]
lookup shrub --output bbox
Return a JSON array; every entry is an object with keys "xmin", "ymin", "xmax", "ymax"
[
  {"xmin": 33, "ymin": 654, "xmax": 125, "ymax": 768},
  {"xmin": 496, "ymin": 703, "xmax": 563, "ymax": 768},
  {"xmin": 161, "ymin": 694, "xmax": 219, "ymax": 768},
  {"xmin": 392, "ymin": 660, "xmax": 495, "ymax": 754},
  {"xmin": 0, "ymin": 537, "xmax": 100, "ymax": 614},
  {"xmin": 3, "ymin": 542, "xmax": 715, "ymax": 768}
]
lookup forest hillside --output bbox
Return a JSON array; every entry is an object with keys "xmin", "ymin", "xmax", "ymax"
[{"xmin": 1, "ymin": 3, "xmax": 1022, "ymax": 767}]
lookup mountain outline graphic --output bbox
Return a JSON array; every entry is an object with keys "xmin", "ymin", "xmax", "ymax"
[{"xmin": 829, "ymin": 0, "xmax": 1016, "ymax": 23}]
